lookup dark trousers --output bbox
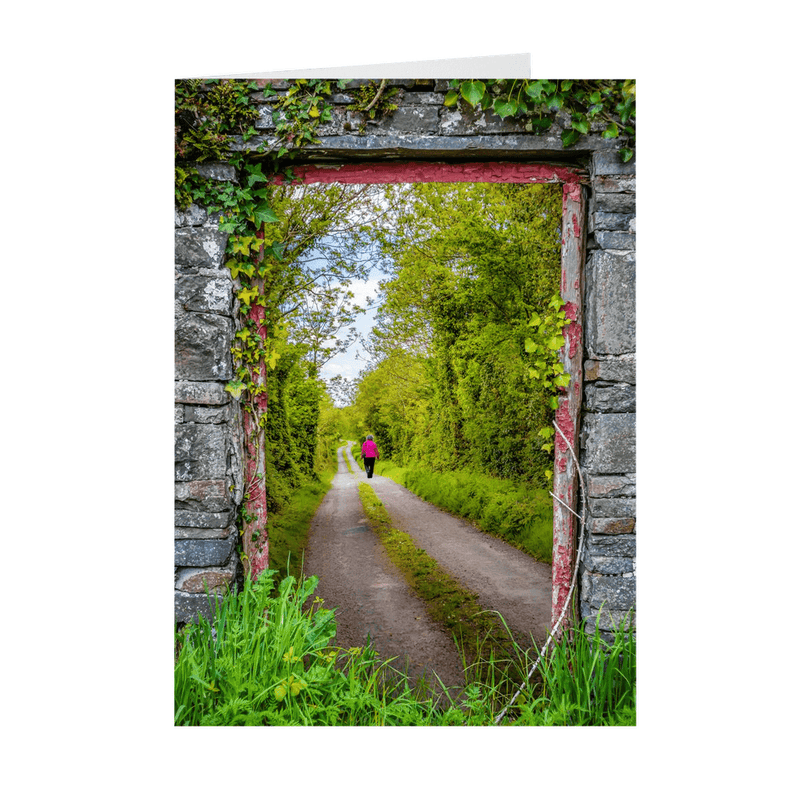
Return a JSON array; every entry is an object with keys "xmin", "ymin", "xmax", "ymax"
[{"xmin": 363, "ymin": 457, "xmax": 375, "ymax": 478}]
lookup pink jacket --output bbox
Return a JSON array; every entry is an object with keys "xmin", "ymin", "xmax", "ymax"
[{"xmin": 361, "ymin": 440, "xmax": 379, "ymax": 458}]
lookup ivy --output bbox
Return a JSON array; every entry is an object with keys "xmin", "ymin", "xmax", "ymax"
[
  {"xmin": 447, "ymin": 78, "xmax": 636, "ymax": 161},
  {"xmin": 263, "ymin": 79, "xmax": 346, "ymax": 158},
  {"xmin": 345, "ymin": 79, "xmax": 401, "ymax": 133},
  {"xmin": 523, "ymin": 293, "xmax": 572, "ymax": 457}
]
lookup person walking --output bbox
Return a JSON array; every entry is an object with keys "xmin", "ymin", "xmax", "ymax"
[{"xmin": 361, "ymin": 435, "xmax": 380, "ymax": 479}]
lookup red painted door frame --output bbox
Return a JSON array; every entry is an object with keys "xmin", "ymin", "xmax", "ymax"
[{"xmin": 278, "ymin": 160, "xmax": 587, "ymax": 629}]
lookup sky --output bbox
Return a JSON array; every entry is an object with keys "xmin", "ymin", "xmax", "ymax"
[{"xmin": 318, "ymin": 273, "xmax": 382, "ymax": 388}]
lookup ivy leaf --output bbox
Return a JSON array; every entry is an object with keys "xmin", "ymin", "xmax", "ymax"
[
  {"xmin": 561, "ymin": 128, "xmax": 580, "ymax": 147},
  {"xmin": 547, "ymin": 334, "xmax": 566, "ymax": 350},
  {"xmin": 526, "ymin": 80, "xmax": 545, "ymax": 101},
  {"xmin": 443, "ymin": 90, "xmax": 459, "ymax": 107},
  {"xmin": 460, "ymin": 80, "xmax": 486, "ymax": 107},
  {"xmin": 620, "ymin": 148, "xmax": 634, "ymax": 163},
  {"xmin": 224, "ymin": 380, "xmax": 246, "ymax": 400},
  {"xmin": 492, "ymin": 97, "xmax": 518, "ymax": 119},
  {"xmin": 602, "ymin": 122, "xmax": 619, "ymax": 139},
  {"xmin": 538, "ymin": 426, "xmax": 554, "ymax": 439},
  {"xmin": 524, "ymin": 337, "xmax": 536, "ymax": 353},
  {"xmin": 571, "ymin": 117, "xmax": 589, "ymax": 135},
  {"xmin": 528, "ymin": 312, "xmax": 541, "ymax": 327},
  {"xmin": 253, "ymin": 202, "xmax": 279, "ymax": 225},
  {"xmin": 554, "ymin": 373, "xmax": 571, "ymax": 388},
  {"xmin": 525, "ymin": 117, "xmax": 553, "ymax": 133}
]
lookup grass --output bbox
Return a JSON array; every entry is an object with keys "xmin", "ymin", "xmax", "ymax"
[
  {"xmin": 267, "ymin": 468, "xmax": 336, "ymax": 581},
  {"xmin": 375, "ymin": 460, "xmax": 554, "ymax": 563},
  {"xmin": 174, "ymin": 569, "xmax": 636, "ymax": 726}
]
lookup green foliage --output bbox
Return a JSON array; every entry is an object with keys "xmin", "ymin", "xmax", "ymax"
[
  {"xmin": 266, "ymin": 469, "xmax": 334, "ymax": 582},
  {"xmin": 175, "ymin": 79, "xmax": 260, "ymax": 165},
  {"xmin": 354, "ymin": 182, "xmax": 563, "ymax": 487},
  {"xmin": 346, "ymin": 79, "xmax": 401, "ymax": 133},
  {"xmin": 512, "ymin": 614, "xmax": 636, "ymax": 726},
  {"xmin": 449, "ymin": 78, "xmax": 636, "ymax": 161},
  {"xmin": 264, "ymin": 79, "xmax": 346, "ymax": 158},
  {"xmin": 175, "ymin": 569, "xmax": 634, "ymax": 726},
  {"xmin": 175, "ymin": 570, "xmax": 439, "ymax": 726}
]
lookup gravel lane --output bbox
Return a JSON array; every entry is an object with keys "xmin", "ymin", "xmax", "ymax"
[
  {"xmin": 302, "ymin": 445, "xmax": 467, "ymax": 689},
  {"xmin": 362, "ymin": 458, "xmax": 553, "ymax": 649},
  {"xmin": 302, "ymin": 442, "xmax": 554, "ymax": 689}
]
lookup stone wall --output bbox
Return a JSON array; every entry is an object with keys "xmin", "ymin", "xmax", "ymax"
[
  {"xmin": 175, "ymin": 199, "xmax": 243, "ymax": 624},
  {"xmin": 580, "ymin": 151, "xmax": 636, "ymax": 636},
  {"xmin": 174, "ymin": 79, "xmax": 636, "ymax": 633}
]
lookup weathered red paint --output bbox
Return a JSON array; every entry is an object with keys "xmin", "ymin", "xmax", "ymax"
[
  {"xmin": 275, "ymin": 161, "xmax": 587, "ymax": 186},
  {"xmin": 554, "ymin": 402, "xmax": 575, "ymax": 455},
  {"xmin": 572, "ymin": 212, "xmax": 581, "ymax": 240}
]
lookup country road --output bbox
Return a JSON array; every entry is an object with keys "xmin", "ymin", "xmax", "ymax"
[{"xmin": 302, "ymin": 442, "xmax": 553, "ymax": 690}]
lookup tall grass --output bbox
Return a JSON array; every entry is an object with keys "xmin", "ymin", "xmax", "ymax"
[
  {"xmin": 375, "ymin": 460, "xmax": 553, "ymax": 563},
  {"xmin": 511, "ymin": 613, "xmax": 636, "ymax": 726},
  {"xmin": 267, "ymin": 468, "xmax": 335, "ymax": 581},
  {"xmin": 175, "ymin": 571, "xmax": 446, "ymax": 726},
  {"xmin": 175, "ymin": 571, "xmax": 635, "ymax": 726}
]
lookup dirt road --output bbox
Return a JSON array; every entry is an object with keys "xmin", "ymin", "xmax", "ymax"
[{"xmin": 302, "ymin": 443, "xmax": 553, "ymax": 690}]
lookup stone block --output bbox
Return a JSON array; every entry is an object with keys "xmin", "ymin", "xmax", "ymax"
[
  {"xmin": 175, "ymin": 312, "xmax": 233, "ymax": 381},
  {"xmin": 175, "ymin": 204, "xmax": 208, "ymax": 227},
  {"xmin": 582, "ymin": 554, "xmax": 635, "ymax": 575},
  {"xmin": 176, "ymin": 561, "xmax": 239, "ymax": 593},
  {"xmin": 589, "ymin": 497, "xmax": 636, "ymax": 518},
  {"xmin": 175, "ymin": 536, "xmax": 235, "ymax": 567},
  {"xmin": 174, "ymin": 509, "xmax": 233, "ymax": 528},
  {"xmin": 175, "ymin": 424, "xmax": 227, "ymax": 481},
  {"xmin": 195, "ymin": 162, "xmax": 237, "ymax": 182},
  {"xmin": 592, "ymin": 211, "xmax": 634, "ymax": 233},
  {"xmin": 581, "ymin": 413, "xmax": 636, "ymax": 474},
  {"xmin": 594, "ymin": 192, "xmax": 635, "ymax": 214},
  {"xmin": 584, "ymin": 383, "xmax": 636, "ymax": 412},
  {"xmin": 439, "ymin": 107, "xmax": 524, "ymax": 136},
  {"xmin": 584, "ymin": 606, "xmax": 636, "ymax": 635},
  {"xmin": 175, "ymin": 228, "xmax": 228, "ymax": 270},
  {"xmin": 174, "ymin": 405, "xmax": 184, "ymax": 424},
  {"xmin": 584, "ymin": 357, "xmax": 636, "ymax": 384},
  {"xmin": 175, "ymin": 480, "xmax": 229, "ymax": 503},
  {"xmin": 175, "ymin": 275, "xmax": 233, "ymax": 316},
  {"xmin": 184, "ymin": 405, "xmax": 231, "ymax": 424},
  {"xmin": 399, "ymin": 91, "xmax": 445, "ymax": 105},
  {"xmin": 175, "ymin": 525, "xmax": 236, "ymax": 540},
  {"xmin": 255, "ymin": 105, "xmax": 276, "ymax": 130},
  {"xmin": 175, "ymin": 590, "xmax": 224, "ymax": 624},
  {"xmin": 363, "ymin": 106, "xmax": 440, "ymax": 135},
  {"xmin": 588, "ymin": 517, "xmax": 636, "ymax": 534},
  {"xmin": 582, "ymin": 572, "xmax": 636, "ymax": 610},
  {"xmin": 593, "ymin": 150, "xmax": 636, "ymax": 176},
  {"xmin": 587, "ymin": 475, "xmax": 636, "ymax": 498},
  {"xmin": 585, "ymin": 250, "xmax": 635, "ymax": 356},
  {"xmin": 584, "ymin": 533, "xmax": 636, "ymax": 558},
  {"xmin": 174, "ymin": 381, "xmax": 229, "ymax": 406},
  {"xmin": 595, "ymin": 231, "xmax": 636, "ymax": 251},
  {"xmin": 594, "ymin": 176, "xmax": 636, "ymax": 192}
]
